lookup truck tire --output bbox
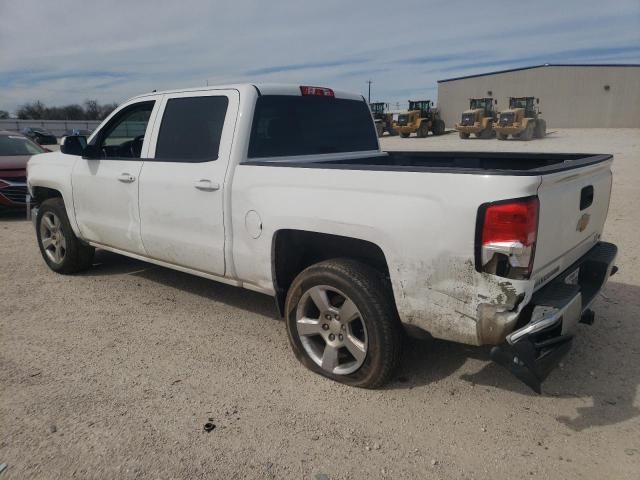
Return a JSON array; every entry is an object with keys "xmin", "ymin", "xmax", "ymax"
[
  {"xmin": 497, "ymin": 132, "xmax": 508, "ymax": 140},
  {"xmin": 284, "ymin": 258, "xmax": 403, "ymax": 388},
  {"xmin": 417, "ymin": 122, "xmax": 429, "ymax": 138},
  {"xmin": 478, "ymin": 128, "xmax": 494, "ymax": 139},
  {"xmin": 432, "ymin": 119, "xmax": 445, "ymax": 135},
  {"xmin": 36, "ymin": 198, "xmax": 94, "ymax": 274},
  {"xmin": 534, "ymin": 119, "xmax": 546, "ymax": 138},
  {"xmin": 520, "ymin": 122, "xmax": 534, "ymax": 141},
  {"xmin": 400, "ymin": 132, "xmax": 410, "ymax": 138},
  {"xmin": 459, "ymin": 131, "xmax": 470, "ymax": 139},
  {"xmin": 375, "ymin": 123, "xmax": 384, "ymax": 138}
]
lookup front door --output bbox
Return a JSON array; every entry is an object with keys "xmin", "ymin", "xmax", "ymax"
[
  {"xmin": 71, "ymin": 98, "xmax": 160, "ymax": 254},
  {"xmin": 138, "ymin": 89, "xmax": 239, "ymax": 275}
]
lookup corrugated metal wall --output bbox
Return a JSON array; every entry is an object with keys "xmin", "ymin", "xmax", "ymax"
[{"xmin": 437, "ymin": 66, "xmax": 640, "ymax": 128}]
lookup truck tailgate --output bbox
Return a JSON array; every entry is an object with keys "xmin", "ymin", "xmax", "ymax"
[{"xmin": 533, "ymin": 158, "xmax": 613, "ymax": 288}]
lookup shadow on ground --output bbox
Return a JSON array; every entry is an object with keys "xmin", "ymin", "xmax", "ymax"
[
  {"xmin": 83, "ymin": 250, "xmax": 640, "ymax": 431},
  {"xmin": 85, "ymin": 250, "xmax": 278, "ymax": 319},
  {"xmin": 0, "ymin": 209, "xmax": 29, "ymax": 221}
]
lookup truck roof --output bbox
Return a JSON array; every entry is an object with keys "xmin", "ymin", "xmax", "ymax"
[{"xmin": 130, "ymin": 83, "xmax": 364, "ymax": 102}]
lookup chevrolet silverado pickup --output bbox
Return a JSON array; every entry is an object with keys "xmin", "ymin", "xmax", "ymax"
[{"xmin": 27, "ymin": 84, "xmax": 617, "ymax": 392}]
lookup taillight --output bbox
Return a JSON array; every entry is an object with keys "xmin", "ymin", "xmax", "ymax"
[
  {"xmin": 300, "ymin": 86, "xmax": 335, "ymax": 97},
  {"xmin": 477, "ymin": 196, "xmax": 539, "ymax": 279}
]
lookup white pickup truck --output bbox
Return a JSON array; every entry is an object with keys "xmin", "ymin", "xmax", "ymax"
[{"xmin": 28, "ymin": 84, "xmax": 617, "ymax": 392}]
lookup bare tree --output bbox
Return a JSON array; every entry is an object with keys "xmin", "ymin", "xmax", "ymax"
[{"xmin": 16, "ymin": 100, "xmax": 118, "ymax": 120}]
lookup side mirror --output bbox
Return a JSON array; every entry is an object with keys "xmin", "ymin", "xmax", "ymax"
[
  {"xmin": 81, "ymin": 144, "xmax": 102, "ymax": 160},
  {"xmin": 60, "ymin": 135, "xmax": 87, "ymax": 156}
]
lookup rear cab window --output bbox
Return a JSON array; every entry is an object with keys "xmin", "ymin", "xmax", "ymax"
[
  {"xmin": 248, "ymin": 95, "xmax": 377, "ymax": 158},
  {"xmin": 155, "ymin": 96, "xmax": 229, "ymax": 162}
]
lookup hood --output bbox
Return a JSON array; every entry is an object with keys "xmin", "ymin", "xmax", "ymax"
[{"xmin": 0, "ymin": 154, "xmax": 30, "ymax": 172}]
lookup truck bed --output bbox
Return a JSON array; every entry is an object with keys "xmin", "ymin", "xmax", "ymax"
[{"xmin": 246, "ymin": 151, "xmax": 611, "ymax": 175}]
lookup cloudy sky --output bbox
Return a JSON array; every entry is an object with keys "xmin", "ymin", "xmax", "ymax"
[{"xmin": 1, "ymin": 0, "xmax": 639, "ymax": 113}]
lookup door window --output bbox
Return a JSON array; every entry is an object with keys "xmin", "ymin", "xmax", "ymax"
[
  {"xmin": 155, "ymin": 96, "xmax": 228, "ymax": 162},
  {"xmin": 93, "ymin": 101, "xmax": 155, "ymax": 159}
]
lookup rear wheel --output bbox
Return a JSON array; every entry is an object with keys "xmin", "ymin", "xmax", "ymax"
[
  {"xmin": 459, "ymin": 131, "xmax": 470, "ymax": 139},
  {"xmin": 431, "ymin": 119, "xmax": 445, "ymax": 135},
  {"xmin": 534, "ymin": 119, "xmax": 546, "ymax": 138},
  {"xmin": 520, "ymin": 122, "xmax": 534, "ymax": 141},
  {"xmin": 36, "ymin": 198, "xmax": 94, "ymax": 274},
  {"xmin": 285, "ymin": 259, "xmax": 403, "ymax": 388}
]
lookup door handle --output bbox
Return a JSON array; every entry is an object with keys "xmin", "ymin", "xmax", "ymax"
[
  {"xmin": 194, "ymin": 179, "xmax": 220, "ymax": 191},
  {"xmin": 118, "ymin": 173, "xmax": 136, "ymax": 183}
]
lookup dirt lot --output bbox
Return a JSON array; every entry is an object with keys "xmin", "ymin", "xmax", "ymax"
[{"xmin": 1, "ymin": 129, "xmax": 639, "ymax": 479}]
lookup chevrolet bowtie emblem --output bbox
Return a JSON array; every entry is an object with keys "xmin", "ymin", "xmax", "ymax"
[{"xmin": 577, "ymin": 213, "xmax": 591, "ymax": 232}]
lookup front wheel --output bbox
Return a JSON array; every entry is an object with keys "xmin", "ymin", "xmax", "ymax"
[
  {"xmin": 459, "ymin": 131, "xmax": 470, "ymax": 139},
  {"xmin": 36, "ymin": 198, "xmax": 94, "ymax": 274},
  {"xmin": 285, "ymin": 259, "xmax": 403, "ymax": 388},
  {"xmin": 400, "ymin": 132, "xmax": 410, "ymax": 138}
]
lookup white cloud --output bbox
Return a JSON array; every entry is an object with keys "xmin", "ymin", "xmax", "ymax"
[{"xmin": 0, "ymin": 0, "xmax": 638, "ymax": 113}]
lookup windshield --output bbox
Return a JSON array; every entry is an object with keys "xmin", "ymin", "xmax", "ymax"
[
  {"xmin": 0, "ymin": 135, "xmax": 46, "ymax": 156},
  {"xmin": 510, "ymin": 98, "xmax": 530, "ymax": 109},
  {"xmin": 470, "ymin": 99, "xmax": 489, "ymax": 110}
]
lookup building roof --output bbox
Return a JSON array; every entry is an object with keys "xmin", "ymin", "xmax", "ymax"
[{"xmin": 437, "ymin": 63, "xmax": 640, "ymax": 83}]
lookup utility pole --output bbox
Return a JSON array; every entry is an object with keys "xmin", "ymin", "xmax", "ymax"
[{"xmin": 366, "ymin": 80, "xmax": 372, "ymax": 103}]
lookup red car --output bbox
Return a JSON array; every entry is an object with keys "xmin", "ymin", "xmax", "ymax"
[{"xmin": 0, "ymin": 131, "xmax": 47, "ymax": 209}]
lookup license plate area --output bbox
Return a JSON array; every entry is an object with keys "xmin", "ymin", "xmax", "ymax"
[{"xmin": 564, "ymin": 267, "xmax": 580, "ymax": 285}]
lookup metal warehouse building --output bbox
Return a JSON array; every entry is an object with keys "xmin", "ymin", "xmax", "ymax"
[{"xmin": 437, "ymin": 64, "xmax": 640, "ymax": 128}]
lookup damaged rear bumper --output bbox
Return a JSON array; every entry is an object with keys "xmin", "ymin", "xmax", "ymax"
[{"xmin": 490, "ymin": 241, "xmax": 618, "ymax": 393}]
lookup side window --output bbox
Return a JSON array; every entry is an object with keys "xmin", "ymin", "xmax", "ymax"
[
  {"xmin": 94, "ymin": 101, "xmax": 155, "ymax": 159},
  {"xmin": 155, "ymin": 96, "xmax": 228, "ymax": 162}
]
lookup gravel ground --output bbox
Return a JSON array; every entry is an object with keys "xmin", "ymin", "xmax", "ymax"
[{"xmin": 1, "ymin": 128, "xmax": 639, "ymax": 479}]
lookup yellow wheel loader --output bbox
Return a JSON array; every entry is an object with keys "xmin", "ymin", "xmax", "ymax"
[
  {"xmin": 455, "ymin": 97, "xmax": 497, "ymax": 139},
  {"xmin": 494, "ymin": 97, "xmax": 546, "ymax": 141},
  {"xmin": 393, "ymin": 100, "xmax": 445, "ymax": 138},
  {"xmin": 369, "ymin": 102, "xmax": 397, "ymax": 137}
]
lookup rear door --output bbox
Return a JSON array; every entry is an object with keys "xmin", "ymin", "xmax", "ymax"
[
  {"xmin": 533, "ymin": 159, "xmax": 613, "ymax": 282},
  {"xmin": 138, "ymin": 89, "xmax": 239, "ymax": 275}
]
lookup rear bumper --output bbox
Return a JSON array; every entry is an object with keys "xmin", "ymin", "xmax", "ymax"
[{"xmin": 491, "ymin": 241, "xmax": 618, "ymax": 393}]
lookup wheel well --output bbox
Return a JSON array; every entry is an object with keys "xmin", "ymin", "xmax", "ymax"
[
  {"xmin": 272, "ymin": 230, "xmax": 392, "ymax": 316},
  {"xmin": 32, "ymin": 187, "xmax": 62, "ymax": 204}
]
